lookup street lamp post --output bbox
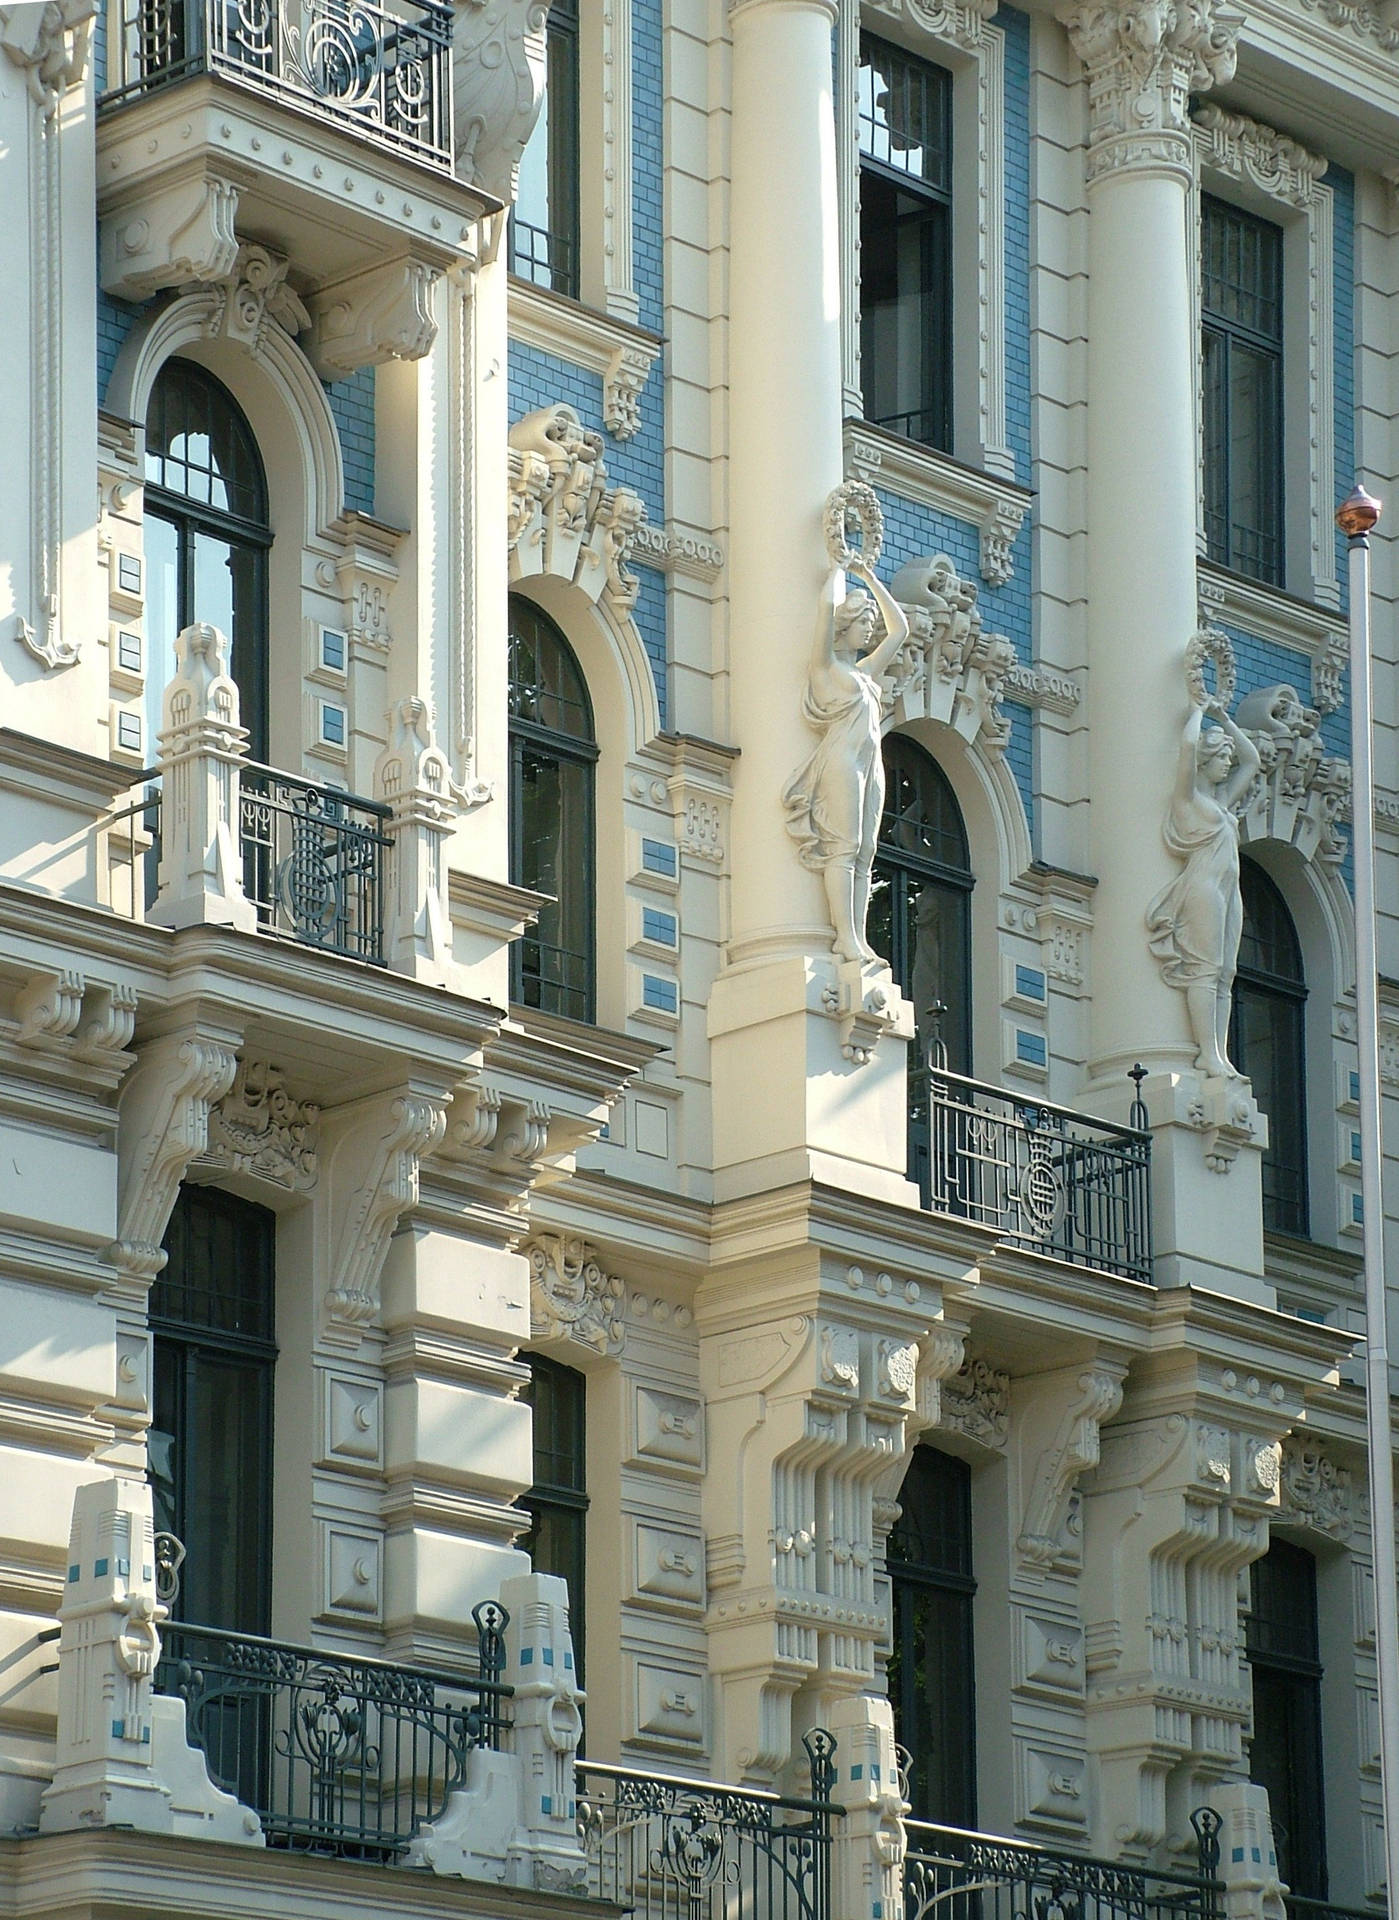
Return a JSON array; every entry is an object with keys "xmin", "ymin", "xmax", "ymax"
[{"xmin": 1336, "ymin": 481, "xmax": 1399, "ymax": 1915}]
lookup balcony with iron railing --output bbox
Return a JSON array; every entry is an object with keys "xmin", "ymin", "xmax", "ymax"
[
  {"xmin": 905, "ymin": 1817, "xmax": 1224, "ymax": 1920},
  {"xmin": 912, "ymin": 1057, "xmax": 1154, "ymax": 1287},
  {"xmin": 100, "ymin": 0, "xmax": 455, "ymax": 173}
]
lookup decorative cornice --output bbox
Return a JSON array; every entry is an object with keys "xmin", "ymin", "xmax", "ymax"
[
  {"xmin": 508, "ymin": 281, "xmax": 662, "ymax": 443},
  {"xmin": 843, "ymin": 424, "xmax": 1030, "ymax": 587},
  {"xmin": 865, "ymin": 0, "xmax": 998, "ymax": 52},
  {"xmin": 524, "ymin": 1232, "xmax": 626, "ymax": 1355},
  {"xmin": 1058, "ymin": 0, "xmax": 1242, "ymax": 183},
  {"xmin": 1192, "ymin": 104, "xmax": 1328, "ymax": 207}
]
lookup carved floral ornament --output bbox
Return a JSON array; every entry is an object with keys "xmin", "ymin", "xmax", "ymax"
[
  {"xmin": 200, "ymin": 1058, "xmax": 320, "ymax": 1191},
  {"xmin": 507, "ymin": 405, "xmax": 645, "ymax": 610},
  {"xmin": 1278, "ymin": 1435, "xmax": 1354, "ymax": 1539},
  {"xmin": 524, "ymin": 1233, "xmax": 626, "ymax": 1355},
  {"xmin": 1056, "ymin": 0, "xmax": 1242, "ymax": 182}
]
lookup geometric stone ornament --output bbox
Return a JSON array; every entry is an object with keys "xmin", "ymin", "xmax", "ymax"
[{"xmin": 524, "ymin": 1233, "xmax": 626, "ymax": 1356}]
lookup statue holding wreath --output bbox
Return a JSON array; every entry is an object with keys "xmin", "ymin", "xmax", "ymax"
[
  {"xmin": 1145, "ymin": 632, "xmax": 1261, "ymax": 1079},
  {"xmin": 783, "ymin": 484, "xmax": 909, "ymax": 965}
]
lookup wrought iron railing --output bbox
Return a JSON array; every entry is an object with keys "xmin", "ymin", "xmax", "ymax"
[
  {"xmin": 101, "ymin": 0, "xmax": 454, "ymax": 173},
  {"xmin": 905, "ymin": 1817, "xmax": 1224, "ymax": 1920},
  {"xmin": 921, "ymin": 1066, "xmax": 1153, "ymax": 1285},
  {"xmin": 239, "ymin": 763, "xmax": 390, "ymax": 965},
  {"xmin": 105, "ymin": 783, "xmax": 162, "ymax": 919},
  {"xmin": 578, "ymin": 1731, "xmax": 838, "ymax": 1920},
  {"xmin": 154, "ymin": 1610, "xmax": 510, "ymax": 1856}
]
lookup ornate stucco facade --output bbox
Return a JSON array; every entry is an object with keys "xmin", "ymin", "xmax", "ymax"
[{"xmin": 0, "ymin": 0, "xmax": 1396, "ymax": 1914}]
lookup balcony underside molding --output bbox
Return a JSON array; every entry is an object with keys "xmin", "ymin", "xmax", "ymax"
[{"xmin": 97, "ymin": 78, "xmax": 494, "ymax": 307}]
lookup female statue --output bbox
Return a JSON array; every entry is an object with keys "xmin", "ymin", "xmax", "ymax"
[
  {"xmin": 783, "ymin": 558, "xmax": 910, "ymax": 965},
  {"xmin": 1146, "ymin": 696, "xmax": 1261, "ymax": 1078}
]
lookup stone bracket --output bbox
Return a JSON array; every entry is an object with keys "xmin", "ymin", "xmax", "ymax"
[
  {"xmin": 306, "ymin": 256, "xmax": 442, "ymax": 378},
  {"xmin": 101, "ymin": 172, "xmax": 241, "ymax": 302},
  {"xmin": 321, "ymin": 1085, "xmax": 450, "ymax": 1344}
]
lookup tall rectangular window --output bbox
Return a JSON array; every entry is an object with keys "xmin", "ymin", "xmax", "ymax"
[
  {"xmin": 887, "ymin": 1446, "xmax": 976, "ymax": 1825},
  {"xmin": 510, "ymin": 0, "xmax": 580, "ymax": 299},
  {"xmin": 1247, "ymin": 1539, "xmax": 1328, "ymax": 1898},
  {"xmin": 1202, "ymin": 196, "xmax": 1285, "ymax": 586},
  {"xmin": 522, "ymin": 1354, "xmax": 588, "ymax": 1683},
  {"xmin": 858, "ymin": 36, "xmax": 953, "ymax": 452}
]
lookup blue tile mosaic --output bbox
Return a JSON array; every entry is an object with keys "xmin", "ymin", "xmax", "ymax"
[
  {"xmin": 996, "ymin": 5, "xmax": 1032, "ymax": 483},
  {"xmin": 632, "ymin": 0, "xmax": 665, "ymax": 336},
  {"xmin": 324, "ymin": 367, "xmax": 376, "ymax": 517}
]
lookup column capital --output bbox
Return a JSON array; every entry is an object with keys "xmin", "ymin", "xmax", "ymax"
[
  {"xmin": 1057, "ymin": 0, "xmax": 1242, "ymax": 183},
  {"xmin": 730, "ymin": 0, "xmax": 838, "ymax": 22}
]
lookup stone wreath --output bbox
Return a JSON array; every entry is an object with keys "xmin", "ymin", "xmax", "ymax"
[
  {"xmin": 1184, "ymin": 627, "xmax": 1237, "ymax": 709},
  {"xmin": 823, "ymin": 481, "xmax": 884, "ymax": 571}
]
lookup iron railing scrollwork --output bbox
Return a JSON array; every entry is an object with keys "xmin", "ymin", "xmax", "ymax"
[
  {"xmin": 905, "ymin": 1814, "xmax": 1224, "ymax": 1920},
  {"xmin": 103, "ymin": 0, "xmax": 455, "ymax": 173},
  {"xmin": 154, "ymin": 1603, "xmax": 510, "ymax": 1856},
  {"xmin": 239, "ymin": 763, "xmax": 391, "ymax": 965},
  {"xmin": 921, "ymin": 1064, "xmax": 1153, "ymax": 1285},
  {"xmin": 578, "ymin": 1729, "xmax": 839, "ymax": 1920}
]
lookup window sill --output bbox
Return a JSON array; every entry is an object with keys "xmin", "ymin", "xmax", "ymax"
[
  {"xmin": 842, "ymin": 420, "xmax": 1032, "ymax": 589},
  {"xmin": 508, "ymin": 279, "xmax": 664, "ymax": 444}
]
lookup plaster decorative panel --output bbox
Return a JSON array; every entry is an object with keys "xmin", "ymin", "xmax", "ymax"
[
  {"xmin": 1022, "ymin": 1745, "xmax": 1088, "ymax": 1827},
  {"xmin": 633, "ymin": 1385, "xmax": 704, "ymax": 1474},
  {"xmin": 323, "ymin": 1375, "xmax": 384, "ymax": 1470},
  {"xmin": 1020, "ymin": 1614, "xmax": 1085, "ymax": 1693},
  {"xmin": 325, "ymin": 1526, "xmax": 382, "ymax": 1618},
  {"xmin": 632, "ymin": 1522, "xmax": 706, "ymax": 1610},
  {"xmin": 634, "ymin": 1661, "xmax": 707, "ymax": 1747}
]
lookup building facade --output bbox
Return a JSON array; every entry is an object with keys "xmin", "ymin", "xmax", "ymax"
[{"xmin": 0, "ymin": 0, "xmax": 1396, "ymax": 1914}]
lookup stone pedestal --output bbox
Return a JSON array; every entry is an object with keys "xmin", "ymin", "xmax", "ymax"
[{"xmin": 148, "ymin": 623, "xmax": 256, "ymax": 934}]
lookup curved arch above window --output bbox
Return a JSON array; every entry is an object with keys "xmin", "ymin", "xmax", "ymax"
[
  {"xmin": 144, "ymin": 360, "xmax": 272, "ymax": 763},
  {"xmin": 1231, "ymin": 858, "xmax": 1308, "ymax": 1237},
  {"xmin": 508, "ymin": 597, "xmax": 598, "ymax": 1024}
]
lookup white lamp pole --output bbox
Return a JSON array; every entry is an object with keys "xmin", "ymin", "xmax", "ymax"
[{"xmin": 1337, "ymin": 481, "xmax": 1399, "ymax": 1916}]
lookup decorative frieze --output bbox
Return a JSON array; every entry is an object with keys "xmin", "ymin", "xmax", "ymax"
[
  {"xmin": 1234, "ymin": 682, "xmax": 1350, "ymax": 865},
  {"xmin": 1058, "ymin": 0, "xmax": 1241, "ymax": 184},
  {"xmin": 524, "ymin": 1233, "xmax": 626, "ymax": 1355},
  {"xmin": 507, "ymin": 405, "xmax": 646, "ymax": 610},
  {"xmin": 1192, "ymin": 104, "xmax": 1326, "ymax": 207},
  {"xmin": 201, "ymin": 1059, "xmax": 320, "ymax": 1191}
]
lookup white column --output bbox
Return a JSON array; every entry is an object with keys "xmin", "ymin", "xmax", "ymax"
[
  {"xmin": 726, "ymin": 0, "xmax": 844, "ymax": 963},
  {"xmin": 1058, "ymin": 1, "xmax": 1271, "ymax": 1298}
]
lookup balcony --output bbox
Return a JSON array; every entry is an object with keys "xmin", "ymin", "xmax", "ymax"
[
  {"xmin": 577, "ymin": 1737, "xmax": 837, "ymax": 1920},
  {"xmin": 101, "ymin": 0, "xmax": 454, "ymax": 174},
  {"xmin": 917, "ymin": 1068, "xmax": 1153, "ymax": 1286},
  {"xmin": 905, "ymin": 1819, "xmax": 1223, "ymax": 1920},
  {"xmin": 154, "ymin": 1611, "xmax": 509, "ymax": 1857},
  {"xmin": 110, "ymin": 765, "xmax": 392, "ymax": 966}
]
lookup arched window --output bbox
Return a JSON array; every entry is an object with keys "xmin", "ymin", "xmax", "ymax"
[
  {"xmin": 508, "ymin": 597, "xmax": 597, "ymax": 1022},
  {"xmin": 869, "ymin": 735, "xmax": 974, "ymax": 1196},
  {"xmin": 144, "ymin": 360, "xmax": 272, "ymax": 762},
  {"xmin": 887, "ymin": 1446, "xmax": 977, "ymax": 1825},
  {"xmin": 150, "ymin": 1185, "xmax": 277, "ymax": 1636},
  {"xmin": 1247, "ymin": 1539, "xmax": 1328, "ymax": 1896},
  {"xmin": 1230, "ymin": 860, "xmax": 1308, "ymax": 1236}
]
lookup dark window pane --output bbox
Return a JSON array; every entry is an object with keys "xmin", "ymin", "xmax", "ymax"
[
  {"xmin": 888, "ymin": 1448, "xmax": 976, "ymax": 1826},
  {"xmin": 508, "ymin": 599, "xmax": 596, "ymax": 1022},
  {"xmin": 510, "ymin": 0, "xmax": 579, "ymax": 296},
  {"xmin": 1247, "ymin": 1541, "xmax": 1327, "ymax": 1897},
  {"xmin": 152, "ymin": 1186, "xmax": 276, "ymax": 1637},
  {"xmin": 858, "ymin": 37, "xmax": 952, "ymax": 452},
  {"xmin": 1201, "ymin": 197, "xmax": 1284, "ymax": 585},
  {"xmin": 522, "ymin": 1355, "xmax": 587, "ymax": 1683},
  {"xmin": 1229, "ymin": 862, "xmax": 1307, "ymax": 1236}
]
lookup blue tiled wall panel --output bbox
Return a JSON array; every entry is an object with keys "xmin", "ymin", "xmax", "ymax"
[
  {"xmin": 874, "ymin": 486, "xmax": 1035, "ymax": 836},
  {"xmin": 1220, "ymin": 621, "xmax": 1352, "ymax": 890},
  {"xmin": 97, "ymin": 290, "xmax": 145, "ymax": 408},
  {"xmin": 1330, "ymin": 165, "xmax": 1355, "ymax": 610},
  {"xmin": 508, "ymin": 340, "xmax": 668, "ymax": 723},
  {"xmin": 632, "ymin": 0, "xmax": 665, "ymax": 336},
  {"xmin": 324, "ymin": 368, "xmax": 376, "ymax": 517},
  {"xmin": 996, "ymin": 5, "xmax": 1032, "ymax": 482}
]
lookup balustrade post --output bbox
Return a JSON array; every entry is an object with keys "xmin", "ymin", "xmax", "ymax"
[
  {"xmin": 374, "ymin": 696, "xmax": 456, "ymax": 984},
  {"xmin": 40, "ymin": 1476, "xmax": 261, "ymax": 1843},
  {"xmin": 1206, "ymin": 1784, "xmax": 1285, "ymax": 1920},
  {"xmin": 147, "ymin": 622, "xmax": 257, "ymax": 934},
  {"xmin": 823, "ymin": 1698, "xmax": 901, "ymax": 1920}
]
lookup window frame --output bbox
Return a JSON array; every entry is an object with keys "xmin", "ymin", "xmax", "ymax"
[
  {"xmin": 1200, "ymin": 194, "xmax": 1286, "ymax": 589},
  {"xmin": 521, "ymin": 1353, "xmax": 589, "ymax": 1685},
  {"xmin": 144, "ymin": 358, "xmax": 273, "ymax": 763},
  {"xmin": 509, "ymin": 0, "xmax": 581, "ymax": 301},
  {"xmin": 507, "ymin": 596, "xmax": 599, "ymax": 1025},
  {"xmin": 856, "ymin": 32, "xmax": 954, "ymax": 455},
  {"xmin": 1246, "ymin": 1537, "xmax": 1329, "ymax": 1898},
  {"xmin": 1230, "ymin": 858, "xmax": 1309, "ymax": 1238}
]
